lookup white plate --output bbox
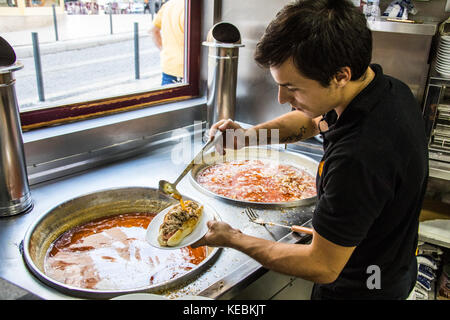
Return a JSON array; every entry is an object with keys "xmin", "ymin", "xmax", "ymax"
[
  {"xmin": 438, "ymin": 43, "xmax": 450, "ymax": 50},
  {"xmin": 437, "ymin": 52, "xmax": 450, "ymax": 59},
  {"xmin": 111, "ymin": 293, "xmax": 168, "ymax": 300},
  {"xmin": 436, "ymin": 58, "xmax": 450, "ymax": 66},
  {"xmin": 438, "ymin": 71, "xmax": 450, "ymax": 78},
  {"xmin": 436, "ymin": 69, "xmax": 450, "ymax": 78},
  {"xmin": 438, "ymin": 49, "xmax": 450, "ymax": 55},
  {"xmin": 437, "ymin": 51, "xmax": 450, "ymax": 58},
  {"xmin": 436, "ymin": 66, "xmax": 450, "ymax": 73},
  {"xmin": 438, "ymin": 50, "xmax": 450, "ymax": 57},
  {"xmin": 436, "ymin": 62, "xmax": 450, "ymax": 70},
  {"xmin": 436, "ymin": 59, "xmax": 450, "ymax": 66},
  {"xmin": 436, "ymin": 69, "xmax": 450, "ymax": 77},
  {"xmin": 437, "ymin": 53, "xmax": 450, "ymax": 60},
  {"xmin": 437, "ymin": 48, "xmax": 450, "ymax": 54},
  {"xmin": 175, "ymin": 295, "xmax": 214, "ymax": 300},
  {"xmin": 145, "ymin": 202, "xmax": 217, "ymax": 249},
  {"xmin": 438, "ymin": 48, "xmax": 450, "ymax": 55},
  {"xmin": 436, "ymin": 64, "xmax": 450, "ymax": 72}
]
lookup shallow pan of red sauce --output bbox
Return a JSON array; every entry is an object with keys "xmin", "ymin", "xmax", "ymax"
[
  {"xmin": 196, "ymin": 159, "xmax": 316, "ymax": 203},
  {"xmin": 44, "ymin": 212, "xmax": 207, "ymax": 290}
]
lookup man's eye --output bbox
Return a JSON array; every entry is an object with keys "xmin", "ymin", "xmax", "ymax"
[{"xmin": 287, "ymin": 87, "xmax": 297, "ymax": 92}]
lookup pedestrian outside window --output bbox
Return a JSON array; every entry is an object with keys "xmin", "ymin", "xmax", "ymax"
[
  {"xmin": 25, "ymin": 0, "xmax": 60, "ymax": 7},
  {"xmin": 0, "ymin": 0, "xmax": 200, "ymax": 130},
  {"xmin": 0, "ymin": 0, "xmax": 17, "ymax": 7}
]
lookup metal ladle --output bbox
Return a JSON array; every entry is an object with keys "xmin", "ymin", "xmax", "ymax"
[{"xmin": 159, "ymin": 130, "xmax": 223, "ymax": 197}]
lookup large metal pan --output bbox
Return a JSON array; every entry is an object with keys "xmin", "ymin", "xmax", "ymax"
[
  {"xmin": 190, "ymin": 147, "xmax": 319, "ymax": 208},
  {"xmin": 22, "ymin": 187, "xmax": 221, "ymax": 299}
]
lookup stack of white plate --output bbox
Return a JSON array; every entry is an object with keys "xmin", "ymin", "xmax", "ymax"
[{"xmin": 436, "ymin": 35, "xmax": 450, "ymax": 78}]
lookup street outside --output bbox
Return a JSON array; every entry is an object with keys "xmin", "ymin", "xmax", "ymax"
[{"xmin": 0, "ymin": 13, "xmax": 167, "ymax": 111}]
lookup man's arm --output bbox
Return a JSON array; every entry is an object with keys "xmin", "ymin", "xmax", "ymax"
[
  {"xmin": 250, "ymin": 110, "xmax": 322, "ymax": 144},
  {"xmin": 195, "ymin": 221, "xmax": 355, "ymax": 284},
  {"xmin": 210, "ymin": 110, "xmax": 324, "ymax": 149},
  {"xmin": 149, "ymin": 25, "xmax": 162, "ymax": 50}
]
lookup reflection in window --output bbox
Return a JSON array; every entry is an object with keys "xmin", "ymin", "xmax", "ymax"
[
  {"xmin": 0, "ymin": 0, "xmax": 18, "ymax": 7},
  {"xmin": 25, "ymin": 0, "xmax": 60, "ymax": 7},
  {"xmin": 150, "ymin": 0, "xmax": 184, "ymax": 86},
  {"xmin": 8, "ymin": 0, "xmax": 188, "ymax": 114}
]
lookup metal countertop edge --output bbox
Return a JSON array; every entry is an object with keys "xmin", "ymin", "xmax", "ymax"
[{"xmin": 198, "ymin": 220, "xmax": 313, "ymax": 299}]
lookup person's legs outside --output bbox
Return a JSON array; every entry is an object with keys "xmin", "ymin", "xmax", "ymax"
[{"xmin": 161, "ymin": 72, "xmax": 183, "ymax": 85}]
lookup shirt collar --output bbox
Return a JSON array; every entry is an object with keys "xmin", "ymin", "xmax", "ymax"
[{"xmin": 319, "ymin": 64, "xmax": 388, "ymax": 143}]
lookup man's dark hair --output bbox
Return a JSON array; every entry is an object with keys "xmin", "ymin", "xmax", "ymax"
[{"xmin": 254, "ymin": 0, "xmax": 372, "ymax": 87}]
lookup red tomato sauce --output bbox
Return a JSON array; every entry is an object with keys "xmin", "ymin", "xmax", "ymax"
[
  {"xmin": 44, "ymin": 212, "xmax": 207, "ymax": 290},
  {"xmin": 196, "ymin": 159, "xmax": 316, "ymax": 202}
]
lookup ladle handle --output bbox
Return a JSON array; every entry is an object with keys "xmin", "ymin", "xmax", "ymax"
[{"xmin": 172, "ymin": 131, "xmax": 223, "ymax": 186}]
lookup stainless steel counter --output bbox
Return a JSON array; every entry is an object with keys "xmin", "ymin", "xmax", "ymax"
[{"xmin": 0, "ymin": 134, "xmax": 320, "ymax": 300}]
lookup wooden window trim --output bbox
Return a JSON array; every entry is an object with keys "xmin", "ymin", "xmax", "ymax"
[{"xmin": 20, "ymin": 0, "xmax": 201, "ymax": 131}]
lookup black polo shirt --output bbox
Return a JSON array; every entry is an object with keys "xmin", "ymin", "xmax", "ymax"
[{"xmin": 311, "ymin": 64, "xmax": 429, "ymax": 299}]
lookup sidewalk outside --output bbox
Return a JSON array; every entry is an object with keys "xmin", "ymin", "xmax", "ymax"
[
  {"xmin": 1, "ymin": 13, "xmax": 155, "ymax": 58},
  {"xmin": 0, "ymin": 13, "xmax": 165, "ymax": 110}
]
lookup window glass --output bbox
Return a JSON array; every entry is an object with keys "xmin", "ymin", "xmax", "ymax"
[
  {"xmin": 25, "ymin": 0, "xmax": 60, "ymax": 7},
  {"xmin": 0, "ymin": 0, "xmax": 17, "ymax": 7},
  {"xmin": 1, "ymin": 0, "xmax": 196, "ymax": 129}
]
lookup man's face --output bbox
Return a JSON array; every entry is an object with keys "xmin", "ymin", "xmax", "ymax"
[{"xmin": 269, "ymin": 58, "xmax": 341, "ymax": 118}]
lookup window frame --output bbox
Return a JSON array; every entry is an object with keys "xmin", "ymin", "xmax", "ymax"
[{"xmin": 19, "ymin": 0, "xmax": 201, "ymax": 131}]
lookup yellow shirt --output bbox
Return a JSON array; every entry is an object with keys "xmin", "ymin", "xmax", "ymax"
[{"xmin": 153, "ymin": 0, "xmax": 185, "ymax": 78}]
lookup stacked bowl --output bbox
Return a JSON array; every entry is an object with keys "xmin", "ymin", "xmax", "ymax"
[{"xmin": 436, "ymin": 35, "xmax": 450, "ymax": 78}]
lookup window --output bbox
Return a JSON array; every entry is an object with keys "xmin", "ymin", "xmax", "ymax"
[
  {"xmin": 0, "ymin": 0, "xmax": 17, "ymax": 7},
  {"xmin": 4, "ymin": 0, "xmax": 200, "ymax": 130},
  {"xmin": 25, "ymin": 0, "xmax": 60, "ymax": 7}
]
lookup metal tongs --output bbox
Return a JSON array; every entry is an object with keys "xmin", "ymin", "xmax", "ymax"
[{"xmin": 159, "ymin": 130, "xmax": 223, "ymax": 197}]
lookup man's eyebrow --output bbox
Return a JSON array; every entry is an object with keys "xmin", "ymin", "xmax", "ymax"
[{"xmin": 276, "ymin": 82, "xmax": 294, "ymax": 87}]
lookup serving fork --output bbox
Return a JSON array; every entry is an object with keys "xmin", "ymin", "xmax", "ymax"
[{"xmin": 244, "ymin": 207, "xmax": 313, "ymax": 235}]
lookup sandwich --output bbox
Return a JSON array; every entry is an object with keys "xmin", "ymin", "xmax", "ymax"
[{"xmin": 157, "ymin": 200, "xmax": 203, "ymax": 247}]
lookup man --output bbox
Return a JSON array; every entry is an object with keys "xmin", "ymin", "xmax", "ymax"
[
  {"xmin": 149, "ymin": 0, "xmax": 184, "ymax": 85},
  {"xmin": 194, "ymin": 0, "xmax": 429, "ymax": 300},
  {"xmin": 144, "ymin": 0, "xmax": 150, "ymax": 14}
]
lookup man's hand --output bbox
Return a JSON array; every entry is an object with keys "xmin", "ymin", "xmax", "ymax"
[
  {"xmin": 192, "ymin": 220, "xmax": 242, "ymax": 248},
  {"xmin": 209, "ymin": 119, "xmax": 243, "ymax": 139},
  {"xmin": 192, "ymin": 219, "xmax": 355, "ymax": 284},
  {"xmin": 208, "ymin": 119, "xmax": 248, "ymax": 155}
]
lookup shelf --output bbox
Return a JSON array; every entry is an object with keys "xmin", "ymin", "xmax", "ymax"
[
  {"xmin": 368, "ymin": 19, "xmax": 438, "ymax": 36},
  {"xmin": 419, "ymin": 219, "xmax": 450, "ymax": 249},
  {"xmin": 430, "ymin": 165, "xmax": 450, "ymax": 180}
]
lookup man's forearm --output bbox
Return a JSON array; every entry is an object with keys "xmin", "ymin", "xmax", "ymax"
[
  {"xmin": 228, "ymin": 232, "xmax": 333, "ymax": 284},
  {"xmin": 247, "ymin": 110, "xmax": 320, "ymax": 146}
]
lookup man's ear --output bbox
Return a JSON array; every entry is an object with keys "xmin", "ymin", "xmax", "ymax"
[{"xmin": 332, "ymin": 67, "xmax": 352, "ymax": 87}]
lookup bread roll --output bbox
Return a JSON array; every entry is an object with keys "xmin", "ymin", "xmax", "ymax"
[{"xmin": 158, "ymin": 200, "xmax": 203, "ymax": 247}]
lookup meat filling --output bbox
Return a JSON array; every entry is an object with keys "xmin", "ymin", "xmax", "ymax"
[{"xmin": 161, "ymin": 201, "xmax": 200, "ymax": 240}]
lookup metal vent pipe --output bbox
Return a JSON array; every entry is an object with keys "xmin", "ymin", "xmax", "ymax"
[
  {"xmin": 0, "ymin": 37, "xmax": 33, "ymax": 217},
  {"xmin": 203, "ymin": 22, "xmax": 244, "ymax": 129}
]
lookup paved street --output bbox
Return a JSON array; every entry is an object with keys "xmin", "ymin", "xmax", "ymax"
[
  {"xmin": 1, "ymin": 14, "xmax": 166, "ymax": 110},
  {"xmin": 15, "ymin": 37, "xmax": 162, "ymax": 110},
  {"xmin": 2, "ymin": 14, "xmax": 155, "ymax": 48}
]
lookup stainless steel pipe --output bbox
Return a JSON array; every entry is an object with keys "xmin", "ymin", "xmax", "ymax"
[
  {"xmin": 203, "ymin": 22, "xmax": 244, "ymax": 128},
  {"xmin": 0, "ymin": 62, "xmax": 33, "ymax": 217}
]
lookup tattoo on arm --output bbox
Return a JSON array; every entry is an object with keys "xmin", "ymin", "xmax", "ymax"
[{"xmin": 280, "ymin": 126, "xmax": 307, "ymax": 143}]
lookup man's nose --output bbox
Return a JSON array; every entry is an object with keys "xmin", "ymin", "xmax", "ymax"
[{"xmin": 278, "ymin": 86, "xmax": 290, "ymax": 105}]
